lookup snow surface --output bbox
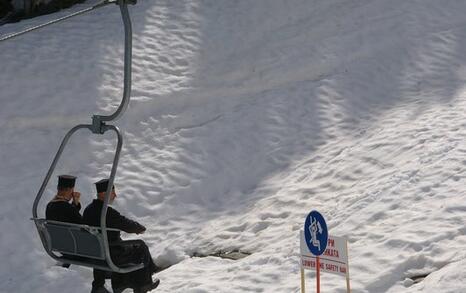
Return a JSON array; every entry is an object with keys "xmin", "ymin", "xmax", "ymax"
[{"xmin": 1, "ymin": 0, "xmax": 466, "ymax": 292}]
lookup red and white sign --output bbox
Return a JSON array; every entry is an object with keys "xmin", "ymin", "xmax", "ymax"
[{"xmin": 300, "ymin": 231, "xmax": 348, "ymax": 277}]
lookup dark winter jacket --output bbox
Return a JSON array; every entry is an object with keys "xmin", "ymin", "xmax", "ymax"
[
  {"xmin": 82, "ymin": 199, "xmax": 146, "ymax": 243},
  {"xmin": 45, "ymin": 200, "xmax": 82, "ymax": 224}
]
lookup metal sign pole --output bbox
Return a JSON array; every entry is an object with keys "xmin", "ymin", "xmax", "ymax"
[
  {"xmin": 316, "ymin": 256, "xmax": 321, "ymax": 293},
  {"xmin": 345, "ymin": 240, "xmax": 351, "ymax": 293},
  {"xmin": 301, "ymin": 268, "xmax": 306, "ymax": 293}
]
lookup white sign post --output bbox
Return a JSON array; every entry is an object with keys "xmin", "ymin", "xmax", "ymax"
[{"xmin": 300, "ymin": 231, "xmax": 351, "ymax": 292}]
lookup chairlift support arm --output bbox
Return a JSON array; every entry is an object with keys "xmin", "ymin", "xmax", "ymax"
[{"xmin": 92, "ymin": 0, "xmax": 134, "ymax": 130}]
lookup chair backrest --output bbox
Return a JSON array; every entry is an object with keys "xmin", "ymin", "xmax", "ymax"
[{"xmin": 35, "ymin": 219, "xmax": 105, "ymax": 260}]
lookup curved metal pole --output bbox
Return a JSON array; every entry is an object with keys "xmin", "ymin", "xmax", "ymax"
[
  {"xmin": 94, "ymin": 0, "xmax": 132, "ymax": 124},
  {"xmin": 32, "ymin": 125, "xmax": 92, "ymax": 218},
  {"xmin": 99, "ymin": 125, "xmax": 122, "ymax": 272},
  {"xmin": 99, "ymin": 125, "xmax": 143, "ymax": 273}
]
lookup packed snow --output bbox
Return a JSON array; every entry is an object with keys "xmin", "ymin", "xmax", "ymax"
[{"xmin": 1, "ymin": 0, "xmax": 466, "ymax": 292}]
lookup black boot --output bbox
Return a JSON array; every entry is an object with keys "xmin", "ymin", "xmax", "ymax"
[
  {"xmin": 112, "ymin": 280, "xmax": 132, "ymax": 293},
  {"xmin": 134, "ymin": 279, "xmax": 160, "ymax": 293},
  {"xmin": 90, "ymin": 286, "xmax": 111, "ymax": 293}
]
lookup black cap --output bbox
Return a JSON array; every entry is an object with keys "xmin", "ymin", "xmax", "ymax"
[
  {"xmin": 95, "ymin": 179, "xmax": 114, "ymax": 193},
  {"xmin": 57, "ymin": 175, "xmax": 76, "ymax": 189}
]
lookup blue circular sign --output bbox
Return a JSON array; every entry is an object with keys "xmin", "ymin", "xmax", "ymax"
[{"xmin": 304, "ymin": 210, "xmax": 328, "ymax": 256}]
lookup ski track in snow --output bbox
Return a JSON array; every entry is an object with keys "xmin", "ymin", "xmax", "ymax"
[{"xmin": 2, "ymin": 0, "xmax": 466, "ymax": 292}]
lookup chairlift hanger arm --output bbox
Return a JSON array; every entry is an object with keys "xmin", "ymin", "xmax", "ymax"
[
  {"xmin": 92, "ymin": 0, "xmax": 133, "ymax": 128},
  {"xmin": 31, "ymin": 0, "xmax": 140, "ymax": 274}
]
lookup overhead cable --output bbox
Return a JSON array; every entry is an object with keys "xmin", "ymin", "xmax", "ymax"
[{"xmin": 0, "ymin": 0, "xmax": 117, "ymax": 43}]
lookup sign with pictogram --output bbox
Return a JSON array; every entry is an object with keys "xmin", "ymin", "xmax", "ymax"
[
  {"xmin": 299, "ymin": 210, "xmax": 351, "ymax": 293},
  {"xmin": 304, "ymin": 210, "xmax": 328, "ymax": 256}
]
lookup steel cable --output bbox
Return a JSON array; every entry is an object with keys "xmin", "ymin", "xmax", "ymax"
[{"xmin": 0, "ymin": 0, "xmax": 117, "ymax": 43}]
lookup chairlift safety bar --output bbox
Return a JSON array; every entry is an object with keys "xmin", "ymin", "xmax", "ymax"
[{"xmin": 32, "ymin": 218, "xmax": 122, "ymax": 232}]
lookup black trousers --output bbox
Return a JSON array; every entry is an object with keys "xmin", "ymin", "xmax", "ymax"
[{"xmin": 92, "ymin": 240, "xmax": 157, "ymax": 289}]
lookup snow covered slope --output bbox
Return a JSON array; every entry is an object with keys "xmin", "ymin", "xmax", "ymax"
[{"xmin": 1, "ymin": 0, "xmax": 466, "ymax": 292}]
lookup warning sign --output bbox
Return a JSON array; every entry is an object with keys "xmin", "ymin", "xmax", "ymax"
[{"xmin": 300, "ymin": 231, "xmax": 348, "ymax": 277}]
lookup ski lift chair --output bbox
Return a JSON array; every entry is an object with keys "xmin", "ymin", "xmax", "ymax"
[{"xmin": 27, "ymin": 0, "xmax": 144, "ymax": 273}]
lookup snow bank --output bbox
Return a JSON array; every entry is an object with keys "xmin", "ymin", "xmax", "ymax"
[{"xmin": 1, "ymin": 0, "xmax": 466, "ymax": 292}]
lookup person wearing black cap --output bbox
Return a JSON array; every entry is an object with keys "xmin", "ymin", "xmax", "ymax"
[
  {"xmin": 45, "ymin": 175, "xmax": 82, "ymax": 224},
  {"xmin": 83, "ymin": 179, "xmax": 160, "ymax": 293},
  {"xmin": 46, "ymin": 176, "xmax": 111, "ymax": 293}
]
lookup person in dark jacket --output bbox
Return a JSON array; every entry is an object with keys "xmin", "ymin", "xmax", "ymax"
[
  {"xmin": 0, "ymin": 0, "xmax": 13, "ymax": 19},
  {"xmin": 83, "ymin": 179, "xmax": 160, "ymax": 293},
  {"xmin": 45, "ymin": 175, "xmax": 111, "ymax": 293},
  {"xmin": 46, "ymin": 175, "xmax": 82, "ymax": 224}
]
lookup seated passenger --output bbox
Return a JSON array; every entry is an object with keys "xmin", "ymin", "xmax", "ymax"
[
  {"xmin": 45, "ymin": 175, "xmax": 111, "ymax": 293},
  {"xmin": 46, "ymin": 175, "xmax": 82, "ymax": 224},
  {"xmin": 83, "ymin": 179, "xmax": 160, "ymax": 293}
]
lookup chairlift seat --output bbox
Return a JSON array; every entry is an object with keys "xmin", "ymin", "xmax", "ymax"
[{"xmin": 32, "ymin": 218, "xmax": 143, "ymax": 272}]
